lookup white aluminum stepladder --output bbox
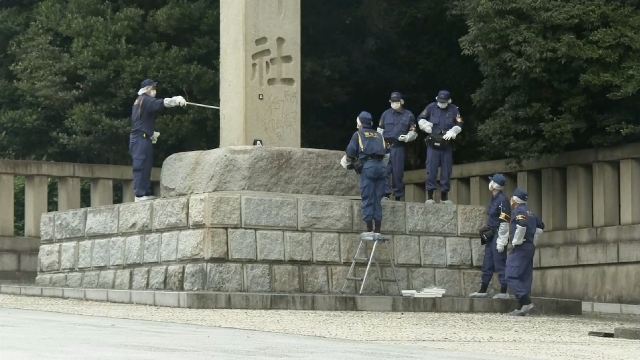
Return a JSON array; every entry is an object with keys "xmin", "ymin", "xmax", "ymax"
[{"xmin": 340, "ymin": 235, "xmax": 401, "ymax": 295}]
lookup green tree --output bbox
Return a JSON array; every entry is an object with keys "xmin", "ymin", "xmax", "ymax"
[{"xmin": 454, "ymin": 0, "xmax": 640, "ymax": 161}]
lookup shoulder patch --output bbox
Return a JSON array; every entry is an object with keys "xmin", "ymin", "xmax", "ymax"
[
  {"xmin": 516, "ymin": 215, "xmax": 527, "ymax": 221},
  {"xmin": 421, "ymin": 110, "xmax": 427, "ymax": 116},
  {"xmin": 456, "ymin": 114, "xmax": 463, "ymax": 123}
]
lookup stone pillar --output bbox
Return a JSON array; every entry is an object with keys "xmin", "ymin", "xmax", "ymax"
[
  {"xmin": 405, "ymin": 184, "xmax": 425, "ymax": 203},
  {"xmin": 470, "ymin": 176, "xmax": 490, "ymax": 206},
  {"xmin": 593, "ymin": 162, "xmax": 620, "ymax": 227},
  {"xmin": 503, "ymin": 173, "xmax": 517, "ymax": 198},
  {"xmin": 0, "ymin": 174, "xmax": 14, "ymax": 236},
  {"xmin": 25, "ymin": 175, "xmax": 48, "ymax": 237},
  {"xmin": 450, "ymin": 179, "xmax": 470, "ymax": 205},
  {"xmin": 566, "ymin": 165, "xmax": 593, "ymax": 229},
  {"xmin": 517, "ymin": 171, "xmax": 542, "ymax": 216},
  {"xmin": 620, "ymin": 159, "xmax": 640, "ymax": 225},
  {"xmin": 58, "ymin": 177, "xmax": 81, "ymax": 211},
  {"xmin": 219, "ymin": 0, "xmax": 301, "ymax": 148},
  {"xmin": 153, "ymin": 182, "xmax": 161, "ymax": 198},
  {"xmin": 122, "ymin": 180, "xmax": 135, "ymax": 203},
  {"xmin": 541, "ymin": 168, "xmax": 567, "ymax": 231},
  {"xmin": 91, "ymin": 179, "xmax": 113, "ymax": 207}
]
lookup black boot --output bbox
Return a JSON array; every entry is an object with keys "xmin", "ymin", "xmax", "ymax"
[
  {"xmin": 374, "ymin": 220, "xmax": 381, "ymax": 234},
  {"xmin": 366, "ymin": 221, "xmax": 373, "ymax": 232},
  {"xmin": 441, "ymin": 192, "xmax": 448, "ymax": 201}
]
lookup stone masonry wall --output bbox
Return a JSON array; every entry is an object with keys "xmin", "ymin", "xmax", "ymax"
[{"xmin": 36, "ymin": 192, "xmax": 493, "ymax": 296}]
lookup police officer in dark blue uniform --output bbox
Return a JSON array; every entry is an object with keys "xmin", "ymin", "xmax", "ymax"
[
  {"xmin": 341, "ymin": 111, "xmax": 389, "ymax": 239},
  {"xmin": 376, "ymin": 92, "xmax": 417, "ymax": 201},
  {"xmin": 469, "ymin": 174, "xmax": 511, "ymax": 299},
  {"xmin": 417, "ymin": 90, "xmax": 463, "ymax": 204},
  {"xmin": 130, "ymin": 79, "xmax": 186, "ymax": 201},
  {"xmin": 506, "ymin": 188, "xmax": 545, "ymax": 316}
]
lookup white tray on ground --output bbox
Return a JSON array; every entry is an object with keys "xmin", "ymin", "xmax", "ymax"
[{"xmin": 401, "ymin": 288, "xmax": 446, "ymax": 298}]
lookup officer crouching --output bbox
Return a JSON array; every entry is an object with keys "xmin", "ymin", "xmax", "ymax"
[
  {"xmin": 341, "ymin": 111, "xmax": 389, "ymax": 240},
  {"xmin": 506, "ymin": 188, "xmax": 545, "ymax": 316}
]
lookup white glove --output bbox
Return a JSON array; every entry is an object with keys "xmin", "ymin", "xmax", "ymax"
[
  {"xmin": 398, "ymin": 134, "xmax": 408, "ymax": 142},
  {"xmin": 443, "ymin": 125, "xmax": 462, "ymax": 140},
  {"xmin": 533, "ymin": 228, "xmax": 543, "ymax": 246},
  {"xmin": 418, "ymin": 119, "xmax": 433, "ymax": 133},
  {"xmin": 512, "ymin": 225, "xmax": 526, "ymax": 246},
  {"xmin": 405, "ymin": 130, "xmax": 417, "ymax": 142},
  {"xmin": 377, "ymin": 127, "xmax": 384, "ymax": 136},
  {"xmin": 497, "ymin": 244, "xmax": 505, "ymax": 253},
  {"xmin": 340, "ymin": 155, "xmax": 350, "ymax": 170},
  {"xmin": 151, "ymin": 131, "xmax": 160, "ymax": 144},
  {"xmin": 163, "ymin": 96, "xmax": 187, "ymax": 108}
]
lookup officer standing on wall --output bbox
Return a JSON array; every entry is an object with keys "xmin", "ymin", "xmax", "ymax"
[
  {"xmin": 130, "ymin": 79, "xmax": 186, "ymax": 202},
  {"xmin": 341, "ymin": 111, "xmax": 389, "ymax": 240},
  {"xmin": 376, "ymin": 92, "xmax": 417, "ymax": 201},
  {"xmin": 506, "ymin": 188, "xmax": 545, "ymax": 315},
  {"xmin": 417, "ymin": 90, "xmax": 463, "ymax": 204},
  {"xmin": 469, "ymin": 174, "xmax": 511, "ymax": 299}
]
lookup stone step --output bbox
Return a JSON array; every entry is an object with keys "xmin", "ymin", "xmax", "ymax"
[{"xmin": 0, "ymin": 285, "xmax": 582, "ymax": 315}]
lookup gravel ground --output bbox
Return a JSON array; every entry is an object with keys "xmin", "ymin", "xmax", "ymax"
[{"xmin": 1, "ymin": 294, "xmax": 639, "ymax": 360}]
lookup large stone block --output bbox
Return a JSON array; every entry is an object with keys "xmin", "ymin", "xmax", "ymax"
[
  {"xmin": 83, "ymin": 271, "xmax": 99, "ymax": 288},
  {"xmin": 152, "ymin": 197, "xmax": 188, "ymax": 230},
  {"xmin": 98, "ymin": 270, "xmax": 115, "ymax": 289},
  {"xmin": 242, "ymin": 195, "xmax": 297, "ymax": 229},
  {"xmin": 457, "ymin": 206, "xmax": 486, "ymax": 237},
  {"xmin": 256, "ymin": 231, "xmax": 285, "ymax": 261},
  {"xmin": 303, "ymin": 266, "xmax": 329, "ymax": 293},
  {"xmin": 188, "ymin": 194, "xmax": 207, "ymax": 227},
  {"xmin": 160, "ymin": 147, "xmax": 360, "ymax": 197},
  {"xmin": 118, "ymin": 202, "xmax": 152, "ymax": 233},
  {"xmin": 207, "ymin": 229, "xmax": 228, "ymax": 259},
  {"xmin": 394, "ymin": 235, "xmax": 420, "ymax": 265},
  {"xmin": 461, "ymin": 270, "xmax": 483, "ymax": 296},
  {"xmin": 619, "ymin": 241, "xmax": 640, "ymax": 263},
  {"xmin": 578, "ymin": 243, "xmax": 618, "ymax": 265},
  {"xmin": 471, "ymin": 239, "xmax": 485, "ymax": 267},
  {"xmin": 92, "ymin": 239, "xmax": 109, "ymax": 267},
  {"xmin": 54, "ymin": 209, "xmax": 86, "ymax": 240},
  {"xmin": 353, "ymin": 201, "xmax": 406, "ymax": 233},
  {"xmin": 435, "ymin": 269, "xmax": 462, "ymax": 296},
  {"xmin": 420, "ymin": 236, "xmax": 446, "ymax": 267},
  {"xmin": 178, "ymin": 229, "xmax": 207, "ymax": 260},
  {"xmin": 51, "ymin": 274, "xmax": 66, "ymax": 287},
  {"xmin": 328, "ymin": 266, "xmax": 353, "ymax": 294},
  {"xmin": 35, "ymin": 274, "xmax": 51, "ymax": 286},
  {"xmin": 160, "ymin": 232, "xmax": 179, "ymax": 262},
  {"xmin": 60, "ymin": 242, "xmax": 77, "ymax": 270},
  {"xmin": 207, "ymin": 263, "xmax": 243, "ymax": 292},
  {"xmin": 132, "ymin": 268, "xmax": 149, "ymax": 290},
  {"xmin": 114, "ymin": 270, "xmax": 131, "ymax": 290},
  {"xmin": 539, "ymin": 246, "xmax": 578, "ymax": 267},
  {"xmin": 184, "ymin": 263, "xmax": 206, "ymax": 291},
  {"xmin": 446, "ymin": 238, "xmax": 472, "ymax": 267},
  {"xmin": 148, "ymin": 266, "xmax": 166, "ymax": 289},
  {"xmin": 39, "ymin": 244, "xmax": 60, "ymax": 272},
  {"xmin": 66, "ymin": 273, "xmax": 83, "ymax": 288},
  {"xmin": 85, "ymin": 206, "xmax": 118, "ymax": 237},
  {"xmin": 383, "ymin": 267, "xmax": 407, "ymax": 295},
  {"xmin": 125, "ymin": 235, "xmax": 143, "ymax": 265},
  {"xmin": 284, "ymin": 232, "xmax": 312, "ymax": 261},
  {"xmin": 273, "ymin": 265, "xmax": 300, "ymax": 292},
  {"xmin": 406, "ymin": 203, "xmax": 457, "ymax": 235},
  {"xmin": 312, "ymin": 232, "xmax": 340, "ymax": 263},
  {"xmin": 166, "ymin": 265, "xmax": 184, "ymax": 291},
  {"xmin": 339, "ymin": 233, "xmax": 361, "ymax": 263},
  {"xmin": 356, "ymin": 266, "xmax": 383, "ymax": 294},
  {"xmin": 77, "ymin": 241, "xmax": 92, "ymax": 269},
  {"xmin": 144, "ymin": 234, "xmax": 161, "ymax": 263},
  {"xmin": 410, "ymin": 268, "xmax": 436, "ymax": 290},
  {"xmin": 109, "ymin": 237, "xmax": 125, "ymax": 266},
  {"xmin": 244, "ymin": 264, "xmax": 271, "ymax": 292},
  {"xmin": 201, "ymin": 194, "xmax": 241, "ymax": 227},
  {"xmin": 228, "ymin": 229, "xmax": 257, "ymax": 260},
  {"xmin": 40, "ymin": 213, "xmax": 54, "ymax": 242},
  {"xmin": 299, "ymin": 198, "xmax": 352, "ymax": 231}
]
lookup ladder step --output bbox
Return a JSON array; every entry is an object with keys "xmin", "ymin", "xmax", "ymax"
[
  {"xmin": 346, "ymin": 276, "xmax": 363, "ymax": 281},
  {"xmin": 379, "ymin": 278, "xmax": 398, "ymax": 283},
  {"xmin": 353, "ymin": 257, "xmax": 369, "ymax": 262}
]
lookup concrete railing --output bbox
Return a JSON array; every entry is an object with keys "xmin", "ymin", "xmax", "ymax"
[
  {"xmin": 0, "ymin": 160, "xmax": 161, "ymax": 238},
  {"xmin": 404, "ymin": 142, "xmax": 640, "ymax": 232}
]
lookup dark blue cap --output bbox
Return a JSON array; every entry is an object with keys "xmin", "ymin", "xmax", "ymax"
[
  {"xmin": 390, "ymin": 92, "xmax": 403, "ymax": 102},
  {"xmin": 436, "ymin": 90, "xmax": 451, "ymax": 103},
  {"xmin": 358, "ymin": 111, "xmax": 373, "ymax": 124},
  {"xmin": 488, "ymin": 173, "xmax": 507, "ymax": 186},
  {"xmin": 141, "ymin": 79, "xmax": 157, "ymax": 88},
  {"xmin": 513, "ymin": 188, "xmax": 528, "ymax": 201}
]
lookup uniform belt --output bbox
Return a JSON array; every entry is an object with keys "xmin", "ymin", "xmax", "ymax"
[
  {"xmin": 364, "ymin": 155, "xmax": 384, "ymax": 161},
  {"xmin": 132, "ymin": 132, "xmax": 152, "ymax": 140},
  {"xmin": 385, "ymin": 138, "xmax": 405, "ymax": 147}
]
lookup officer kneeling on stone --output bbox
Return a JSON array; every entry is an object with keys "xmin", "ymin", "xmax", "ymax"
[
  {"xmin": 341, "ymin": 111, "xmax": 389, "ymax": 240},
  {"xmin": 506, "ymin": 188, "xmax": 545, "ymax": 316},
  {"xmin": 469, "ymin": 174, "xmax": 510, "ymax": 299}
]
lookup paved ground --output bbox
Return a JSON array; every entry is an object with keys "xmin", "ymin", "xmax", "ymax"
[{"xmin": 1, "ymin": 294, "xmax": 639, "ymax": 360}]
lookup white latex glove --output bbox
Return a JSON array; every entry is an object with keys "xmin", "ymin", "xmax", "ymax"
[
  {"xmin": 497, "ymin": 244, "xmax": 505, "ymax": 253},
  {"xmin": 398, "ymin": 134, "xmax": 408, "ymax": 142},
  {"xmin": 443, "ymin": 129, "xmax": 456, "ymax": 141},
  {"xmin": 151, "ymin": 131, "xmax": 160, "ymax": 144},
  {"xmin": 163, "ymin": 96, "xmax": 187, "ymax": 108},
  {"xmin": 418, "ymin": 119, "xmax": 433, "ymax": 133},
  {"xmin": 533, "ymin": 228, "xmax": 544, "ymax": 246},
  {"xmin": 377, "ymin": 127, "xmax": 384, "ymax": 136},
  {"xmin": 340, "ymin": 155, "xmax": 350, "ymax": 170},
  {"xmin": 512, "ymin": 225, "xmax": 526, "ymax": 246},
  {"xmin": 405, "ymin": 130, "xmax": 417, "ymax": 142}
]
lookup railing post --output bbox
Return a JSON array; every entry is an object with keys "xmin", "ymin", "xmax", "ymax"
[
  {"xmin": 517, "ymin": 171, "xmax": 542, "ymax": 218},
  {"xmin": 405, "ymin": 184, "xmax": 425, "ymax": 203},
  {"xmin": 541, "ymin": 168, "xmax": 567, "ymax": 231},
  {"xmin": 58, "ymin": 177, "xmax": 81, "ymax": 210},
  {"xmin": 450, "ymin": 179, "xmax": 470, "ymax": 205},
  {"xmin": 566, "ymin": 165, "xmax": 593, "ymax": 229},
  {"xmin": 503, "ymin": 173, "xmax": 517, "ymax": 198},
  {"xmin": 470, "ymin": 176, "xmax": 490, "ymax": 206},
  {"xmin": 25, "ymin": 175, "xmax": 48, "ymax": 237},
  {"xmin": 91, "ymin": 179, "xmax": 113, "ymax": 207},
  {"xmin": 0, "ymin": 174, "xmax": 14, "ymax": 236},
  {"xmin": 153, "ymin": 182, "xmax": 161, "ymax": 198},
  {"xmin": 122, "ymin": 180, "xmax": 135, "ymax": 203},
  {"xmin": 593, "ymin": 162, "xmax": 620, "ymax": 227},
  {"xmin": 620, "ymin": 159, "xmax": 640, "ymax": 225}
]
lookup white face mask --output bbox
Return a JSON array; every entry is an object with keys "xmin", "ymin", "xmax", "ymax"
[
  {"xmin": 437, "ymin": 102, "xmax": 447, "ymax": 109},
  {"xmin": 488, "ymin": 183, "xmax": 494, "ymax": 191},
  {"xmin": 391, "ymin": 102, "xmax": 402, "ymax": 110},
  {"xmin": 356, "ymin": 117, "xmax": 362, "ymax": 129},
  {"xmin": 149, "ymin": 90, "xmax": 157, "ymax": 98}
]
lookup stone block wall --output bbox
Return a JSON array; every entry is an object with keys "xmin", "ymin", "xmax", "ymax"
[{"xmin": 36, "ymin": 192, "xmax": 492, "ymax": 296}]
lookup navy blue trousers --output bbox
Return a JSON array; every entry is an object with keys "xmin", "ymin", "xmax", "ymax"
[
  {"xmin": 426, "ymin": 145, "xmax": 453, "ymax": 192},
  {"xmin": 481, "ymin": 233, "xmax": 507, "ymax": 287},
  {"xmin": 385, "ymin": 145, "xmax": 406, "ymax": 198},
  {"xmin": 361, "ymin": 161, "xmax": 387, "ymax": 222},
  {"xmin": 130, "ymin": 134, "xmax": 153, "ymax": 197},
  {"xmin": 506, "ymin": 242, "xmax": 536, "ymax": 302}
]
